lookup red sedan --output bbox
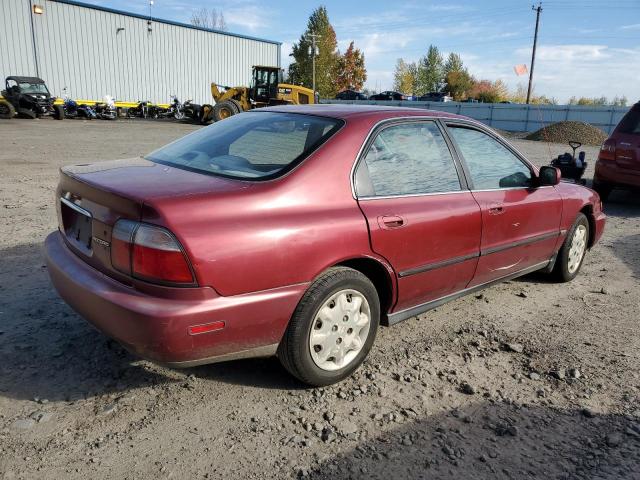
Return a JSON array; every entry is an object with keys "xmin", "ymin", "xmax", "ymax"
[{"xmin": 45, "ymin": 106, "xmax": 606, "ymax": 386}]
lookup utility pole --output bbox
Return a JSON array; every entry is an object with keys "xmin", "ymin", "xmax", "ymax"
[
  {"xmin": 526, "ymin": 2, "xmax": 542, "ymax": 104},
  {"xmin": 306, "ymin": 33, "xmax": 321, "ymax": 96}
]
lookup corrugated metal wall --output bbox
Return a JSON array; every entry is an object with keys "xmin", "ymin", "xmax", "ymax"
[{"xmin": 0, "ymin": 0, "xmax": 280, "ymax": 104}]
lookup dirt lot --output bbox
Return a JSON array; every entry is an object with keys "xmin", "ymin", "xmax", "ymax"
[{"xmin": 0, "ymin": 118, "xmax": 639, "ymax": 480}]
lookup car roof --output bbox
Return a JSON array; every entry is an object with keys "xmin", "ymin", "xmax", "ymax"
[
  {"xmin": 6, "ymin": 76, "xmax": 45, "ymax": 83},
  {"xmin": 260, "ymin": 104, "xmax": 468, "ymax": 121}
]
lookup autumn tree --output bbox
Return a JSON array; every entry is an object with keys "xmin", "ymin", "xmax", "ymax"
[
  {"xmin": 415, "ymin": 45, "xmax": 444, "ymax": 96},
  {"xmin": 469, "ymin": 79, "xmax": 509, "ymax": 103},
  {"xmin": 190, "ymin": 8, "xmax": 226, "ymax": 30},
  {"xmin": 393, "ymin": 58, "xmax": 417, "ymax": 95},
  {"xmin": 335, "ymin": 41, "xmax": 367, "ymax": 91},
  {"xmin": 444, "ymin": 70, "xmax": 474, "ymax": 101},
  {"xmin": 288, "ymin": 7, "xmax": 341, "ymax": 97}
]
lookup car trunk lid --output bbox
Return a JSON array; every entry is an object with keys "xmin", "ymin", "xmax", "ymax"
[{"xmin": 57, "ymin": 157, "xmax": 250, "ymax": 282}]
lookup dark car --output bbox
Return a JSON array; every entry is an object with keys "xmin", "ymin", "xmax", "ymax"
[
  {"xmin": 45, "ymin": 105, "xmax": 605, "ymax": 386},
  {"xmin": 593, "ymin": 102, "xmax": 640, "ymax": 200},
  {"xmin": 1, "ymin": 76, "xmax": 64, "ymax": 119},
  {"xmin": 417, "ymin": 92, "xmax": 453, "ymax": 102},
  {"xmin": 335, "ymin": 89, "xmax": 368, "ymax": 101},
  {"xmin": 369, "ymin": 91, "xmax": 407, "ymax": 101}
]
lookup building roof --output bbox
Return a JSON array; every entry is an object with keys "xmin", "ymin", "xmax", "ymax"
[{"xmin": 49, "ymin": 0, "xmax": 281, "ymax": 45}]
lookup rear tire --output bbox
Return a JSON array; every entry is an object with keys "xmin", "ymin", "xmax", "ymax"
[
  {"xmin": 278, "ymin": 267, "xmax": 380, "ymax": 386},
  {"xmin": 552, "ymin": 213, "xmax": 589, "ymax": 282},
  {"xmin": 592, "ymin": 180, "xmax": 612, "ymax": 202},
  {"xmin": 0, "ymin": 101, "xmax": 15, "ymax": 119},
  {"xmin": 212, "ymin": 100, "xmax": 237, "ymax": 121}
]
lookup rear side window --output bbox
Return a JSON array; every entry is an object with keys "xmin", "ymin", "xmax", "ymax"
[
  {"xmin": 146, "ymin": 112, "xmax": 342, "ymax": 180},
  {"xmin": 356, "ymin": 122, "xmax": 461, "ymax": 197},
  {"xmin": 448, "ymin": 126, "xmax": 532, "ymax": 190},
  {"xmin": 616, "ymin": 106, "xmax": 640, "ymax": 134}
]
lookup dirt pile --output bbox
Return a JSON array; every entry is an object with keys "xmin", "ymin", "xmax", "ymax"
[{"xmin": 526, "ymin": 121, "xmax": 608, "ymax": 146}]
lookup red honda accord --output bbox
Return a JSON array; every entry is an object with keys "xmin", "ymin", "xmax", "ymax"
[{"xmin": 45, "ymin": 105, "xmax": 605, "ymax": 386}]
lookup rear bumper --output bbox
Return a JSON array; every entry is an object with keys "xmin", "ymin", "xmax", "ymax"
[
  {"xmin": 595, "ymin": 160, "xmax": 640, "ymax": 189},
  {"xmin": 44, "ymin": 231, "xmax": 306, "ymax": 366}
]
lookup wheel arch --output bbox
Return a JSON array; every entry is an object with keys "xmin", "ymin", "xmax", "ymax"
[
  {"xmin": 333, "ymin": 256, "xmax": 397, "ymax": 326},
  {"xmin": 579, "ymin": 204, "xmax": 596, "ymax": 248}
]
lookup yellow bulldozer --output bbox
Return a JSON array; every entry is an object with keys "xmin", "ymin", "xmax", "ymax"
[{"xmin": 200, "ymin": 66, "xmax": 316, "ymax": 123}]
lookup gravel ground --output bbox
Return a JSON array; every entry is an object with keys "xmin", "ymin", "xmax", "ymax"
[{"xmin": 0, "ymin": 118, "xmax": 639, "ymax": 480}]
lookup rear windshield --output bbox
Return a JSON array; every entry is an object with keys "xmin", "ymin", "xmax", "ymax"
[
  {"xmin": 617, "ymin": 105, "xmax": 640, "ymax": 134},
  {"xmin": 146, "ymin": 111, "xmax": 343, "ymax": 180}
]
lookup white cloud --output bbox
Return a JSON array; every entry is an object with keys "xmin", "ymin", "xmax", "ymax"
[
  {"xmin": 516, "ymin": 44, "xmax": 610, "ymax": 62},
  {"xmin": 223, "ymin": 6, "xmax": 266, "ymax": 31},
  {"xmin": 620, "ymin": 23, "xmax": 640, "ymax": 30}
]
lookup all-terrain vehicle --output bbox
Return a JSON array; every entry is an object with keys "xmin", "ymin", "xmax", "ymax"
[{"xmin": 0, "ymin": 76, "xmax": 64, "ymax": 120}]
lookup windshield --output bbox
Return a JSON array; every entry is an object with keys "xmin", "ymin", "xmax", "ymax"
[
  {"xmin": 19, "ymin": 82, "xmax": 49, "ymax": 94},
  {"xmin": 146, "ymin": 112, "xmax": 343, "ymax": 180}
]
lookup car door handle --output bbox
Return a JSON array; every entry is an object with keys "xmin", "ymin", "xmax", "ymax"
[
  {"xmin": 488, "ymin": 204, "xmax": 505, "ymax": 215},
  {"xmin": 378, "ymin": 215, "xmax": 405, "ymax": 229}
]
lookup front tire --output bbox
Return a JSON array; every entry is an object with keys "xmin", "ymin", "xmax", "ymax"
[
  {"xmin": 212, "ymin": 100, "xmax": 237, "ymax": 121},
  {"xmin": 278, "ymin": 267, "xmax": 380, "ymax": 386},
  {"xmin": 53, "ymin": 105, "xmax": 64, "ymax": 120},
  {"xmin": 552, "ymin": 213, "xmax": 589, "ymax": 282}
]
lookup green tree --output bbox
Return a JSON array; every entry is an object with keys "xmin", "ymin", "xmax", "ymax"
[
  {"xmin": 415, "ymin": 45, "xmax": 444, "ymax": 96},
  {"xmin": 393, "ymin": 58, "xmax": 416, "ymax": 95},
  {"xmin": 288, "ymin": 6, "xmax": 340, "ymax": 98},
  {"xmin": 335, "ymin": 41, "xmax": 367, "ymax": 91},
  {"xmin": 443, "ymin": 52, "xmax": 464, "ymax": 76}
]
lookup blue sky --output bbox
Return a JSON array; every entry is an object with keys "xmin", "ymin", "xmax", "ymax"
[{"xmin": 84, "ymin": 0, "xmax": 639, "ymax": 102}]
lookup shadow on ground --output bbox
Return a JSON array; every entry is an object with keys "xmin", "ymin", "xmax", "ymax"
[
  {"xmin": 304, "ymin": 402, "xmax": 640, "ymax": 480},
  {"xmin": 0, "ymin": 242, "xmax": 301, "ymax": 402}
]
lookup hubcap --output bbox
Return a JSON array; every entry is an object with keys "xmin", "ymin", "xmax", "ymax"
[
  {"xmin": 309, "ymin": 289, "xmax": 371, "ymax": 371},
  {"xmin": 567, "ymin": 224, "xmax": 587, "ymax": 274}
]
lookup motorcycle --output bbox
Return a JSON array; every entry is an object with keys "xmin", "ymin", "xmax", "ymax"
[
  {"xmin": 93, "ymin": 95, "xmax": 117, "ymax": 120},
  {"xmin": 126, "ymin": 101, "xmax": 155, "ymax": 119},
  {"xmin": 63, "ymin": 97, "xmax": 97, "ymax": 120}
]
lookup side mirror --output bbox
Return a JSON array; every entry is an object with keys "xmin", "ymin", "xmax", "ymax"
[{"xmin": 538, "ymin": 166, "xmax": 561, "ymax": 186}]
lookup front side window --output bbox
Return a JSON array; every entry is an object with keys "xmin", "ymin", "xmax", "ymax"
[
  {"xmin": 356, "ymin": 121, "xmax": 461, "ymax": 197},
  {"xmin": 146, "ymin": 112, "xmax": 342, "ymax": 180},
  {"xmin": 448, "ymin": 126, "xmax": 532, "ymax": 190}
]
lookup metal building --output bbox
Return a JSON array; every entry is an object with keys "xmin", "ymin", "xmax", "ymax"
[{"xmin": 0, "ymin": 0, "xmax": 281, "ymax": 104}]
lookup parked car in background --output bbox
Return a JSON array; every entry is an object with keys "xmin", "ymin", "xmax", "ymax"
[
  {"xmin": 335, "ymin": 89, "xmax": 368, "ymax": 100},
  {"xmin": 417, "ymin": 92, "xmax": 453, "ymax": 102},
  {"xmin": 45, "ymin": 105, "xmax": 605, "ymax": 386},
  {"xmin": 369, "ymin": 91, "xmax": 407, "ymax": 101},
  {"xmin": 593, "ymin": 101, "xmax": 640, "ymax": 200}
]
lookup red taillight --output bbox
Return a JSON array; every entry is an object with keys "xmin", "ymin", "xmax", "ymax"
[
  {"xmin": 599, "ymin": 138, "xmax": 616, "ymax": 162},
  {"xmin": 111, "ymin": 220, "xmax": 195, "ymax": 285}
]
